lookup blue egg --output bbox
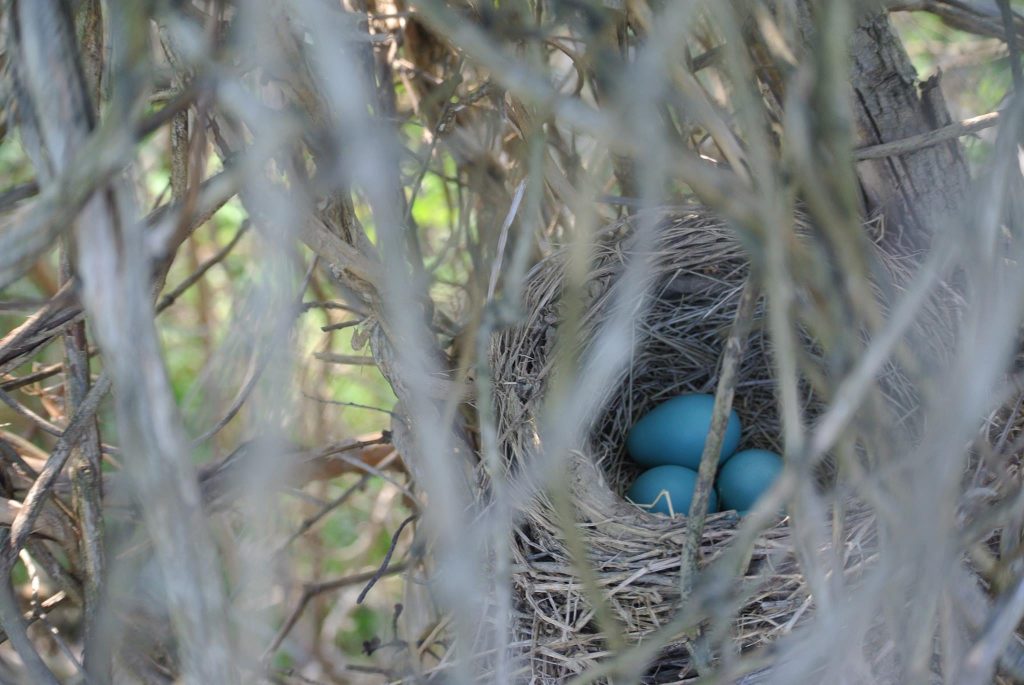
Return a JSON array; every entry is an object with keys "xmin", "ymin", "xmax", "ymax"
[
  {"xmin": 626, "ymin": 394, "xmax": 742, "ymax": 470},
  {"xmin": 626, "ymin": 465, "xmax": 718, "ymax": 516},
  {"xmin": 716, "ymin": 449, "xmax": 783, "ymax": 513}
]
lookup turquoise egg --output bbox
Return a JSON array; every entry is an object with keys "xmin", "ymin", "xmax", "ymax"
[
  {"xmin": 626, "ymin": 465, "xmax": 718, "ymax": 516},
  {"xmin": 716, "ymin": 449, "xmax": 783, "ymax": 513},
  {"xmin": 626, "ymin": 394, "xmax": 742, "ymax": 470}
]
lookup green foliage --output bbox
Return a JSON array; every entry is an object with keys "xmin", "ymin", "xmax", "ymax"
[
  {"xmin": 0, "ymin": 133, "xmax": 34, "ymax": 187},
  {"xmin": 893, "ymin": 11, "xmax": 1010, "ymax": 168},
  {"xmin": 334, "ymin": 604, "xmax": 383, "ymax": 656}
]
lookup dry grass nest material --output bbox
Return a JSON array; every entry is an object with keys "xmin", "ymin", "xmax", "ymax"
[{"xmin": 486, "ymin": 206, "xmax": 956, "ymax": 683}]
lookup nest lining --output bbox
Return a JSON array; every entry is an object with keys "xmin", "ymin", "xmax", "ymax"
[{"xmin": 484, "ymin": 206, "xmax": 953, "ymax": 682}]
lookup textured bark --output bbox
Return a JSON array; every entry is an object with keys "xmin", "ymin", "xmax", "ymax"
[
  {"xmin": 848, "ymin": 12, "xmax": 971, "ymax": 249},
  {"xmin": 773, "ymin": 6, "xmax": 973, "ymax": 249}
]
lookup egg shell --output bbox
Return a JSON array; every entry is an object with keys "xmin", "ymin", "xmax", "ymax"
[
  {"xmin": 626, "ymin": 465, "xmax": 718, "ymax": 516},
  {"xmin": 626, "ymin": 393, "xmax": 742, "ymax": 470},
  {"xmin": 716, "ymin": 449, "xmax": 783, "ymax": 513}
]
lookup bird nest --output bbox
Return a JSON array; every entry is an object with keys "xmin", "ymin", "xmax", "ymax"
[{"xmin": 485, "ymin": 206, "xmax": 952, "ymax": 683}]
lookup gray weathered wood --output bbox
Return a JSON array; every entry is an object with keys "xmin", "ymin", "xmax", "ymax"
[
  {"xmin": 848, "ymin": 12, "xmax": 971, "ymax": 249},
  {"xmin": 9, "ymin": 2, "xmax": 239, "ymax": 683},
  {"xmin": 770, "ymin": 6, "xmax": 974, "ymax": 249}
]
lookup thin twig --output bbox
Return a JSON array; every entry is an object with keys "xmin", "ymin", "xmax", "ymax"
[
  {"xmin": 486, "ymin": 180, "xmax": 527, "ymax": 301},
  {"xmin": 680, "ymin": 279, "xmax": 760, "ymax": 593},
  {"xmin": 156, "ymin": 221, "xmax": 251, "ymax": 312},
  {"xmin": 1, "ymin": 357, "xmax": 98, "ymax": 392},
  {"xmin": 190, "ymin": 349, "xmax": 265, "ymax": 447},
  {"xmin": 300, "ymin": 393, "xmax": 394, "ymax": 414},
  {"xmin": 357, "ymin": 514, "xmax": 417, "ymax": 604},
  {"xmin": 0, "ymin": 283, "xmax": 79, "ymax": 375},
  {"xmin": 8, "ymin": 373, "xmax": 112, "ymax": 557},
  {"xmin": 320, "ymin": 319, "xmax": 363, "ymax": 332},
  {"xmin": 0, "ymin": 591, "xmax": 66, "ymax": 647},
  {"xmin": 280, "ymin": 474, "xmax": 372, "ymax": 549},
  {"xmin": 853, "ymin": 110, "xmax": 1001, "ymax": 160},
  {"xmin": 895, "ymin": 0, "xmax": 1024, "ymax": 45},
  {"xmin": 19, "ymin": 550, "xmax": 85, "ymax": 678},
  {"xmin": 61, "ymin": 239, "xmax": 106, "ymax": 678},
  {"xmin": 0, "ymin": 182, "xmax": 39, "ymax": 211},
  {"xmin": 263, "ymin": 562, "xmax": 409, "ymax": 658},
  {"xmin": 313, "ymin": 352, "xmax": 378, "ymax": 365},
  {"xmin": 0, "ymin": 389, "xmax": 64, "ymax": 437},
  {"xmin": 0, "ymin": 549, "xmax": 59, "ymax": 684}
]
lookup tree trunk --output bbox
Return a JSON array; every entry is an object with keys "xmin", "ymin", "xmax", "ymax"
[
  {"xmin": 848, "ymin": 12, "xmax": 971, "ymax": 250},
  {"xmin": 767, "ymin": 6, "xmax": 974, "ymax": 250}
]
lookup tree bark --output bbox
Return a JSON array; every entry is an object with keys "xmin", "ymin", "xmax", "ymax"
[
  {"xmin": 769, "ymin": 6, "xmax": 974, "ymax": 250},
  {"xmin": 848, "ymin": 12, "xmax": 971, "ymax": 250}
]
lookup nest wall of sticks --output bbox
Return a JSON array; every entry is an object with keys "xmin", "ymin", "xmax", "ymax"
[{"xmin": 481, "ymin": 206, "xmax": 961, "ymax": 683}]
